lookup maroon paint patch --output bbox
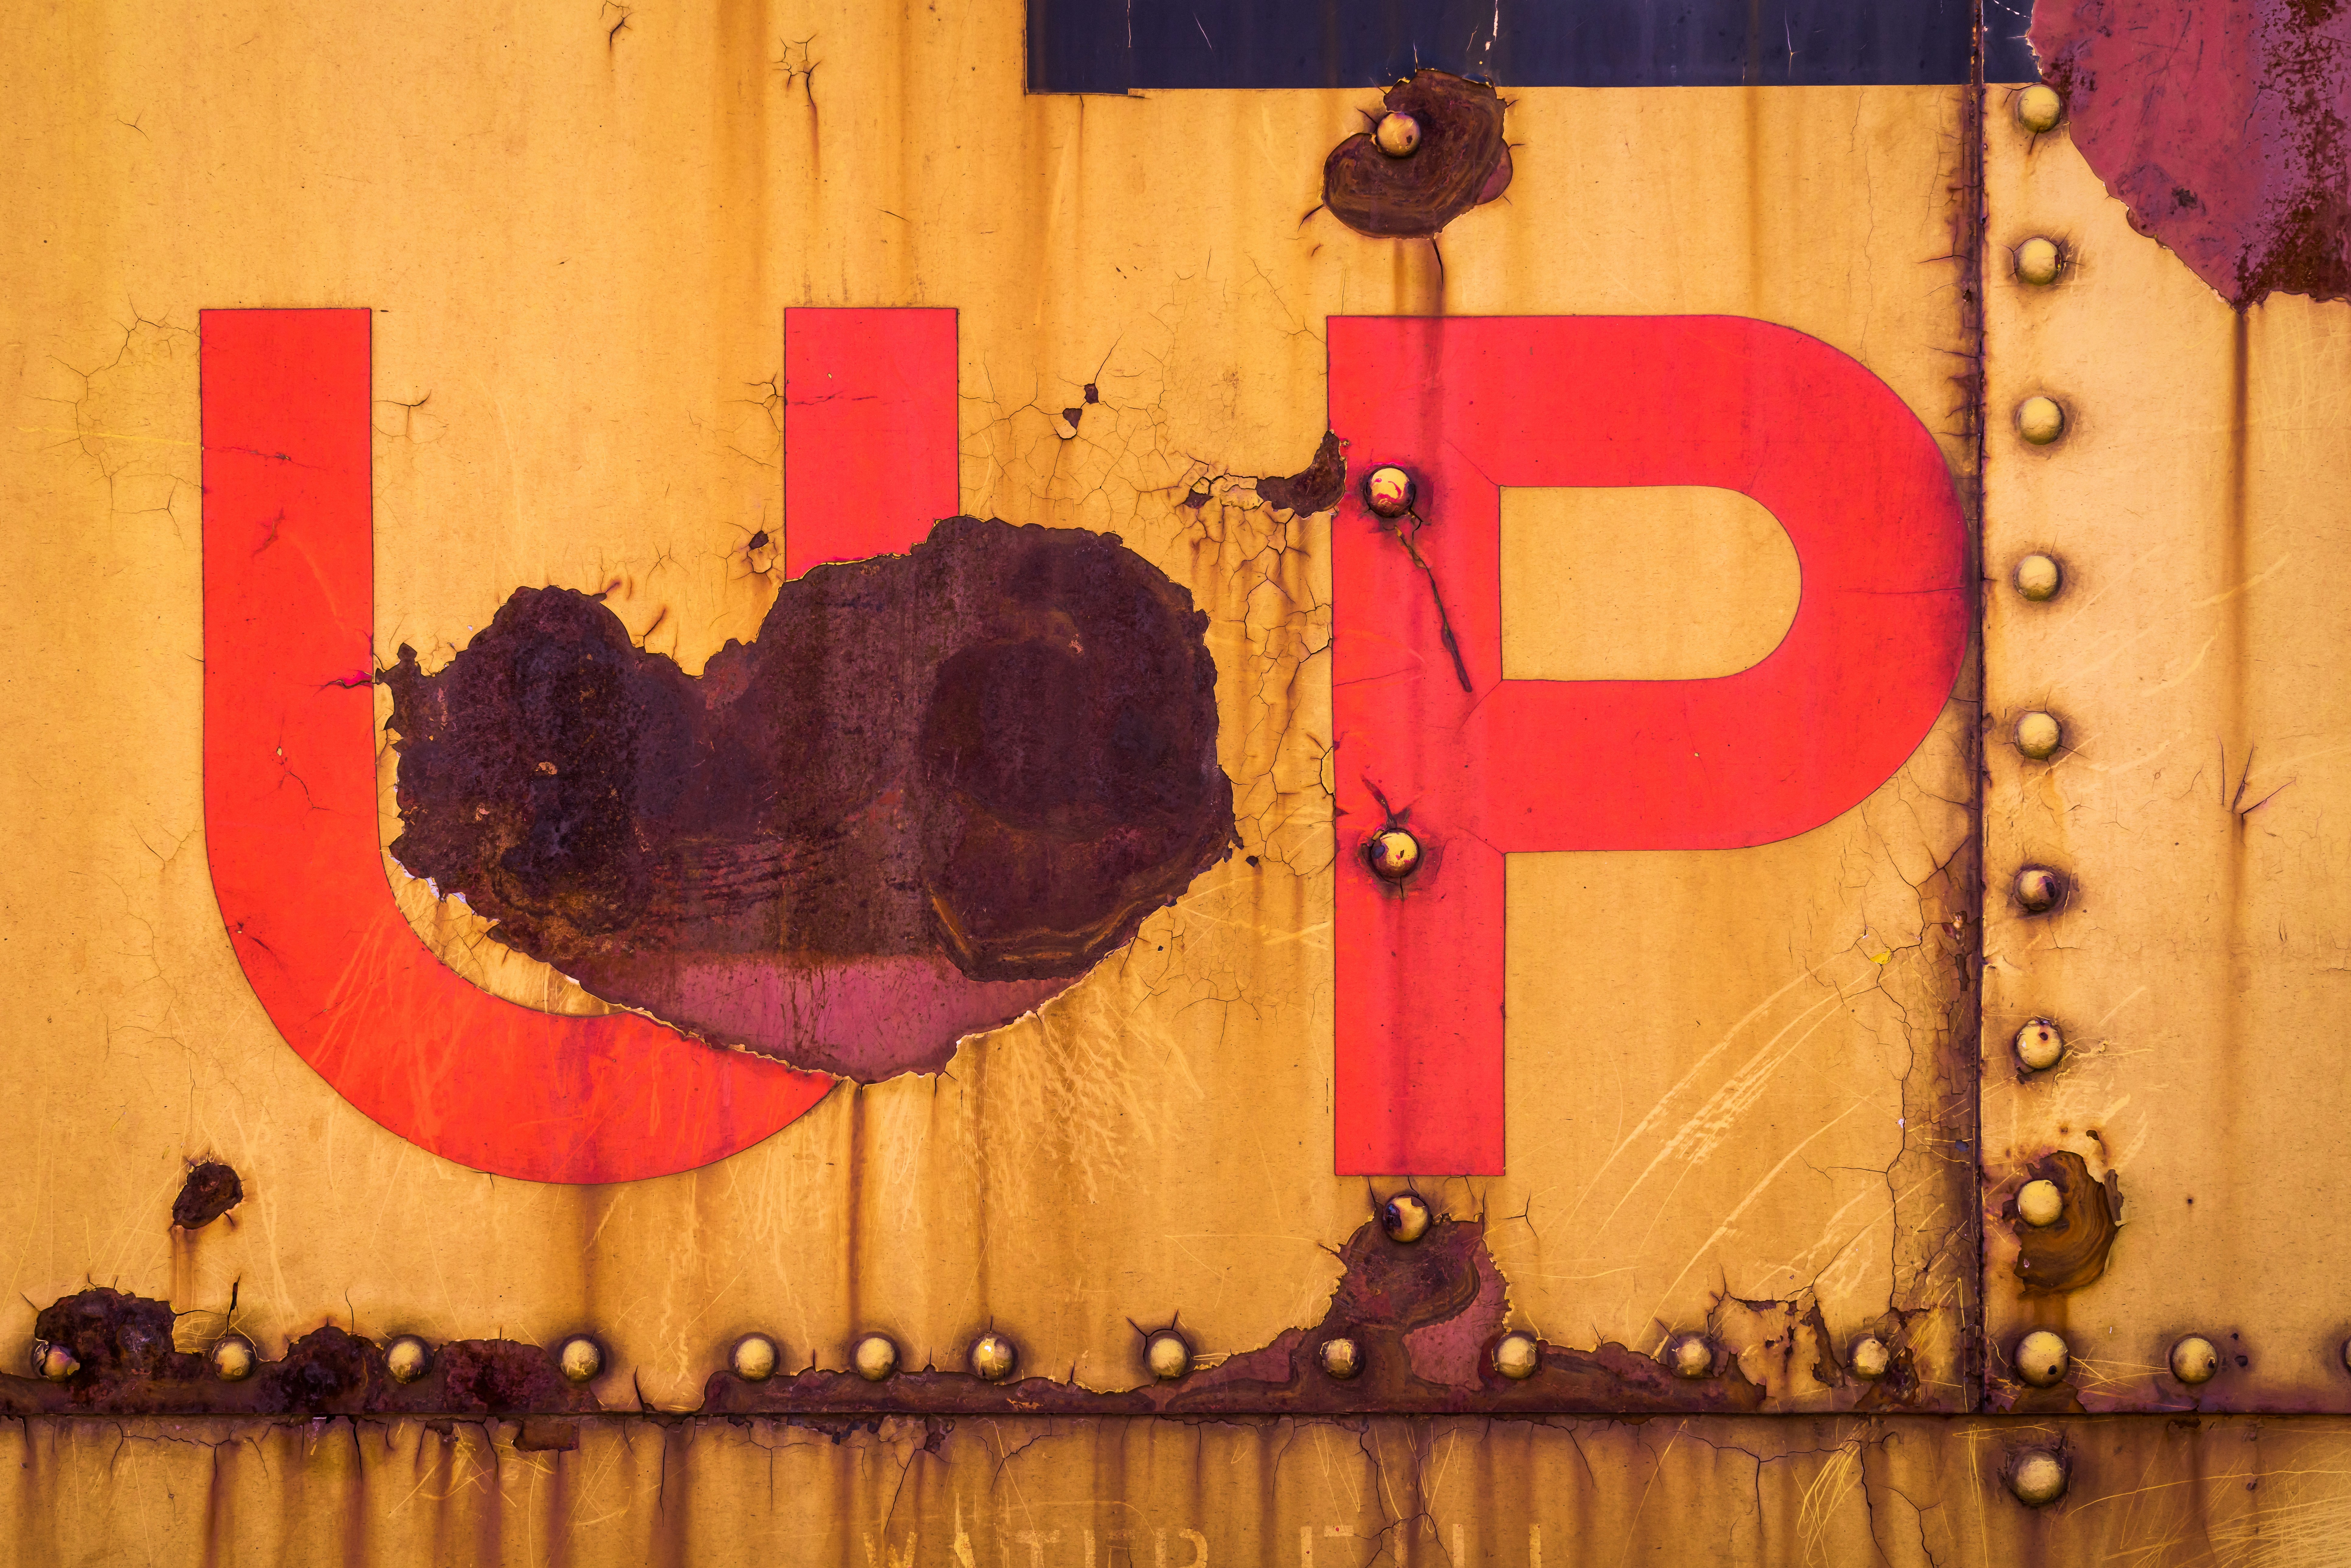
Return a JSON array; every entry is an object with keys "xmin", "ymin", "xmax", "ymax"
[
  {"xmin": 385, "ymin": 516, "xmax": 1234, "ymax": 1081},
  {"xmin": 171, "ymin": 1161, "xmax": 243, "ymax": 1230},
  {"xmin": 2034, "ymin": 0, "xmax": 2351, "ymax": 305}
]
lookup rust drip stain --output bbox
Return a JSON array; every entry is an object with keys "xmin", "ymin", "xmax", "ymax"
[
  {"xmin": 385, "ymin": 517, "xmax": 1235, "ymax": 1080},
  {"xmin": 1322, "ymin": 71, "xmax": 1512, "ymax": 241},
  {"xmin": 1253, "ymin": 431, "xmax": 1347, "ymax": 517},
  {"xmin": 2005, "ymin": 1150, "xmax": 2121, "ymax": 1295},
  {"xmin": 170, "ymin": 1161, "xmax": 243, "ymax": 1230},
  {"xmin": 7, "ymin": 1291, "xmax": 597, "ymax": 1416},
  {"xmin": 2034, "ymin": 0, "xmax": 2351, "ymax": 305}
]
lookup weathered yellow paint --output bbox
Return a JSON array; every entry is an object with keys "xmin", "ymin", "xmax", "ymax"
[{"xmin": 1981, "ymin": 99, "xmax": 2351, "ymax": 1412}]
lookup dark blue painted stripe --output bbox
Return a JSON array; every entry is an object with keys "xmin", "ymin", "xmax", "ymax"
[{"xmin": 1028, "ymin": 0, "xmax": 2039, "ymax": 91}]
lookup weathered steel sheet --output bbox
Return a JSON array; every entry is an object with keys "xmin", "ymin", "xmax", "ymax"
[{"xmin": 1980, "ymin": 79, "xmax": 2351, "ymax": 1409}]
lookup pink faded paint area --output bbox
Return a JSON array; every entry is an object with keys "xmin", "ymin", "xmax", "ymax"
[{"xmin": 2035, "ymin": 0, "xmax": 2351, "ymax": 306}]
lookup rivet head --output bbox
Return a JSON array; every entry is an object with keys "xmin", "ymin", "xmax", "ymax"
[
  {"xmin": 968, "ymin": 1333, "xmax": 1017, "ymax": 1383},
  {"xmin": 2017, "ymin": 236, "xmax": 2063, "ymax": 285},
  {"xmin": 384, "ymin": 1335, "xmax": 433, "ymax": 1384},
  {"xmin": 2015, "ymin": 711, "xmax": 2062, "ymax": 760},
  {"xmin": 852, "ymin": 1334, "xmax": 899, "ymax": 1382},
  {"xmin": 1320, "ymin": 1337, "xmax": 1362, "ymax": 1380},
  {"xmin": 1492, "ymin": 1331, "xmax": 1541, "ymax": 1380},
  {"xmin": 211, "ymin": 1334, "xmax": 256, "ymax": 1382},
  {"xmin": 556, "ymin": 1335, "xmax": 603, "ymax": 1383},
  {"xmin": 2014, "ymin": 866, "xmax": 2066, "ymax": 913},
  {"xmin": 1849, "ymin": 1335, "xmax": 1892, "ymax": 1380},
  {"xmin": 31, "ymin": 1341, "xmax": 78, "ymax": 1382},
  {"xmin": 2017, "ymin": 84, "xmax": 2065, "ymax": 132},
  {"xmin": 2171, "ymin": 1335, "xmax": 2221, "ymax": 1385},
  {"xmin": 1366, "ymin": 828, "xmax": 1422, "ymax": 882},
  {"xmin": 1145, "ymin": 1329, "xmax": 1193, "ymax": 1381},
  {"xmin": 2014, "ymin": 553, "xmax": 2064, "ymax": 601},
  {"xmin": 1363, "ymin": 466, "xmax": 1416, "ymax": 518},
  {"xmin": 1374, "ymin": 112, "xmax": 1422, "ymax": 158},
  {"xmin": 1665, "ymin": 1333, "xmax": 1714, "ymax": 1379},
  {"xmin": 2017, "ymin": 396, "xmax": 2067, "ymax": 446},
  {"xmin": 2017, "ymin": 1179, "xmax": 2066, "ymax": 1228},
  {"xmin": 731, "ymin": 1333, "xmax": 780, "ymax": 1383},
  {"xmin": 1382, "ymin": 1191, "xmax": 1433, "ymax": 1243},
  {"xmin": 2015, "ymin": 1329, "xmax": 2071, "ymax": 1387},
  {"xmin": 2015, "ymin": 1019, "xmax": 2067, "ymax": 1072},
  {"xmin": 2008, "ymin": 1448, "xmax": 2070, "ymax": 1506}
]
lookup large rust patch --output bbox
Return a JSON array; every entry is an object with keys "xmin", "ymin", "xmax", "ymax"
[
  {"xmin": 2005, "ymin": 1150, "xmax": 2121, "ymax": 1295},
  {"xmin": 1322, "ymin": 71, "xmax": 1513, "ymax": 240},
  {"xmin": 2034, "ymin": 0, "xmax": 2351, "ymax": 306},
  {"xmin": 385, "ymin": 517, "xmax": 1234, "ymax": 1080}
]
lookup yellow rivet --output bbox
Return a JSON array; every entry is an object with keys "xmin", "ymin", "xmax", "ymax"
[
  {"xmin": 1320, "ymin": 1337, "xmax": 1362, "ymax": 1380},
  {"xmin": 1364, "ymin": 466, "xmax": 1416, "ymax": 518},
  {"xmin": 2018, "ymin": 396, "xmax": 2067, "ymax": 445},
  {"xmin": 2018, "ymin": 1179, "xmax": 2065, "ymax": 1227},
  {"xmin": 2015, "ymin": 866, "xmax": 2065, "ymax": 913},
  {"xmin": 1665, "ymin": 1333, "xmax": 1714, "ymax": 1379},
  {"xmin": 1493, "ymin": 1331, "xmax": 1541, "ymax": 1380},
  {"xmin": 1849, "ymin": 1336, "xmax": 1891, "ymax": 1380},
  {"xmin": 2016, "ymin": 1329, "xmax": 2070, "ymax": 1387},
  {"xmin": 1375, "ymin": 112, "xmax": 1421, "ymax": 158},
  {"xmin": 2008, "ymin": 1448, "xmax": 2069, "ymax": 1506},
  {"xmin": 1367, "ymin": 828, "xmax": 1423, "ymax": 882},
  {"xmin": 556, "ymin": 1335, "xmax": 603, "ymax": 1383},
  {"xmin": 384, "ymin": 1335, "xmax": 432, "ymax": 1384},
  {"xmin": 2014, "ymin": 553, "xmax": 2064, "ymax": 601},
  {"xmin": 2015, "ymin": 711, "xmax": 2062, "ymax": 760},
  {"xmin": 969, "ymin": 1333, "xmax": 1017, "ymax": 1383},
  {"xmin": 1146, "ymin": 1329, "xmax": 1193, "ymax": 1381},
  {"xmin": 2171, "ymin": 1335, "xmax": 2221, "ymax": 1385},
  {"xmin": 852, "ymin": 1334, "xmax": 899, "ymax": 1382},
  {"xmin": 731, "ymin": 1334, "xmax": 780, "ymax": 1383},
  {"xmin": 2017, "ymin": 84, "xmax": 2065, "ymax": 133},
  {"xmin": 2015, "ymin": 1019, "xmax": 2066, "ymax": 1071},
  {"xmin": 1382, "ymin": 1191, "xmax": 1433, "ymax": 1242},
  {"xmin": 2017, "ymin": 237, "xmax": 2063, "ymax": 285},
  {"xmin": 211, "ymin": 1335, "xmax": 256, "ymax": 1382},
  {"xmin": 32, "ymin": 1342, "xmax": 78, "ymax": 1382}
]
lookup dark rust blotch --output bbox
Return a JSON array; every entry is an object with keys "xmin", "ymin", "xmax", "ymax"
[
  {"xmin": 2006, "ymin": 1149, "xmax": 2121, "ymax": 1295},
  {"xmin": 171, "ymin": 1161, "xmax": 243, "ymax": 1230},
  {"xmin": 1255, "ymin": 431, "xmax": 1347, "ymax": 517},
  {"xmin": 1322, "ymin": 70, "xmax": 1512, "ymax": 240}
]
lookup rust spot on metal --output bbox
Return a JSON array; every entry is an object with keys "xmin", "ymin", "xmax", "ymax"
[
  {"xmin": 170, "ymin": 1160, "xmax": 243, "ymax": 1230},
  {"xmin": 384, "ymin": 516, "xmax": 1235, "ymax": 1080},
  {"xmin": 2006, "ymin": 1150, "xmax": 2121, "ymax": 1295},
  {"xmin": 1322, "ymin": 71, "xmax": 1512, "ymax": 240},
  {"xmin": 1254, "ymin": 431, "xmax": 1346, "ymax": 516},
  {"xmin": 2034, "ymin": 0, "xmax": 2351, "ymax": 305}
]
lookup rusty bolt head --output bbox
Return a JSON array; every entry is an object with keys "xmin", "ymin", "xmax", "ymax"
[
  {"xmin": 2015, "ymin": 1019, "xmax": 2067, "ymax": 1072},
  {"xmin": 731, "ymin": 1333, "xmax": 780, "ymax": 1383},
  {"xmin": 2008, "ymin": 1448, "xmax": 2069, "ymax": 1506},
  {"xmin": 1382, "ymin": 1191, "xmax": 1433, "ymax": 1243},
  {"xmin": 2014, "ymin": 553, "xmax": 2064, "ymax": 601},
  {"xmin": 852, "ymin": 1334, "xmax": 899, "ymax": 1382},
  {"xmin": 2017, "ymin": 237, "xmax": 2063, "ymax": 285},
  {"xmin": 1849, "ymin": 1335, "xmax": 1891, "ymax": 1380},
  {"xmin": 969, "ymin": 1332, "xmax": 1017, "ymax": 1382},
  {"xmin": 2015, "ymin": 711, "xmax": 2062, "ymax": 760},
  {"xmin": 31, "ymin": 1341, "xmax": 77, "ymax": 1382},
  {"xmin": 556, "ymin": 1335, "xmax": 603, "ymax": 1383},
  {"xmin": 1367, "ymin": 828, "xmax": 1422, "ymax": 882},
  {"xmin": 1145, "ymin": 1329, "xmax": 1193, "ymax": 1381},
  {"xmin": 1664, "ymin": 1333, "xmax": 1714, "ymax": 1379},
  {"xmin": 2171, "ymin": 1335, "xmax": 2221, "ymax": 1385},
  {"xmin": 1493, "ymin": 1331, "xmax": 1541, "ymax": 1380},
  {"xmin": 2015, "ymin": 1329, "xmax": 2071, "ymax": 1388},
  {"xmin": 384, "ymin": 1335, "xmax": 432, "ymax": 1384},
  {"xmin": 2016, "ymin": 84, "xmax": 2065, "ymax": 133},
  {"xmin": 2014, "ymin": 866, "xmax": 2066, "ymax": 914},
  {"xmin": 1364, "ymin": 466, "xmax": 1416, "ymax": 518},
  {"xmin": 1374, "ymin": 112, "xmax": 1422, "ymax": 158},
  {"xmin": 2018, "ymin": 395, "xmax": 2067, "ymax": 446},
  {"xmin": 2018, "ymin": 1179, "xmax": 2065, "ymax": 1227},
  {"xmin": 211, "ymin": 1334, "xmax": 256, "ymax": 1382},
  {"xmin": 1320, "ymin": 1337, "xmax": 1362, "ymax": 1380}
]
